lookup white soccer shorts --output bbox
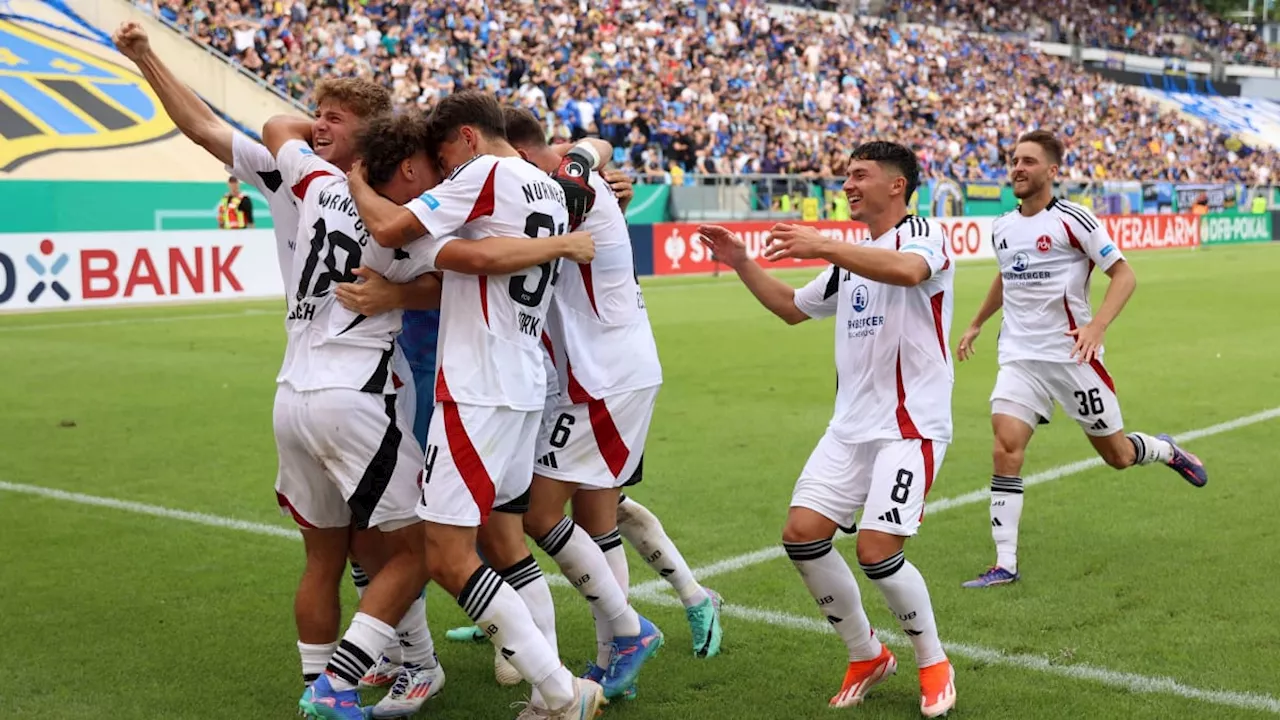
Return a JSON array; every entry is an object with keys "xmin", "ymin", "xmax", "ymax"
[
  {"xmin": 791, "ymin": 434, "xmax": 948, "ymax": 537},
  {"xmin": 391, "ymin": 343, "xmax": 417, "ymax": 438},
  {"xmin": 990, "ymin": 359, "xmax": 1124, "ymax": 436},
  {"xmin": 533, "ymin": 386, "xmax": 658, "ymax": 489},
  {"xmin": 273, "ymin": 385, "xmax": 423, "ymax": 531},
  {"xmin": 415, "ymin": 402, "xmax": 541, "ymax": 527}
]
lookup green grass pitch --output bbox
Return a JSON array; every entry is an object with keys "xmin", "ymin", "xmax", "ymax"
[{"xmin": 2, "ymin": 244, "xmax": 1278, "ymax": 719}]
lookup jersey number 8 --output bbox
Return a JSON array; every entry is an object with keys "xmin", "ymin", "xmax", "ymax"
[{"xmin": 297, "ymin": 218, "xmax": 361, "ymax": 300}]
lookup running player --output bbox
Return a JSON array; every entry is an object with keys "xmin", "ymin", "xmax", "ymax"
[
  {"xmin": 110, "ymin": 25, "xmax": 443, "ymax": 709},
  {"xmin": 348, "ymin": 90, "xmax": 605, "ymax": 720},
  {"xmin": 505, "ymin": 107, "xmax": 707, "ymax": 694},
  {"xmin": 957, "ymin": 130, "xmax": 1208, "ymax": 589},
  {"xmin": 700, "ymin": 141, "xmax": 958, "ymax": 718}
]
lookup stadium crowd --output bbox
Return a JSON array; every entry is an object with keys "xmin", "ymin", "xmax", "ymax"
[
  {"xmin": 140, "ymin": 0, "xmax": 1280, "ymax": 185},
  {"xmin": 889, "ymin": 0, "xmax": 1280, "ymax": 67}
]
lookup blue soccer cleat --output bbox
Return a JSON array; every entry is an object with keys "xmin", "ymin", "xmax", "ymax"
[
  {"xmin": 583, "ymin": 662, "xmax": 636, "ymax": 700},
  {"xmin": 603, "ymin": 615, "xmax": 663, "ymax": 700},
  {"xmin": 298, "ymin": 674, "xmax": 368, "ymax": 719},
  {"xmin": 1158, "ymin": 434, "xmax": 1208, "ymax": 487},
  {"xmin": 961, "ymin": 566, "xmax": 1020, "ymax": 588}
]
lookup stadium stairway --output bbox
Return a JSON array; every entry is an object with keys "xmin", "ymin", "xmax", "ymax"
[{"xmin": 0, "ymin": 0, "xmax": 305, "ymax": 181}]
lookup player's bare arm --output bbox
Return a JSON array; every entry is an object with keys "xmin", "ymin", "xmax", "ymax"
[
  {"xmin": 699, "ymin": 224, "xmax": 809, "ymax": 325},
  {"xmin": 112, "ymin": 22, "xmax": 235, "ymax": 165},
  {"xmin": 765, "ymin": 223, "xmax": 930, "ymax": 287},
  {"xmin": 347, "ymin": 159, "xmax": 427, "ymax": 249},
  {"xmin": 434, "ymin": 232, "xmax": 594, "ymax": 276},
  {"xmin": 1068, "ymin": 259, "xmax": 1136, "ymax": 365},
  {"xmin": 603, "ymin": 168, "xmax": 634, "ymax": 212},
  {"xmin": 335, "ymin": 268, "xmax": 442, "ymax": 316},
  {"xmin": 262, "ymin": 114, "xmax": 314, "ymax": 156},
  {"xmin": 957, "ymin": 273, "xmax": 1005, "ymax": 362}
]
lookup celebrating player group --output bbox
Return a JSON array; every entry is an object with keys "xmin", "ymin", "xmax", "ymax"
[{"xmin": 114, "ymin": 19, "xmax": 1207, "ymax": 720}]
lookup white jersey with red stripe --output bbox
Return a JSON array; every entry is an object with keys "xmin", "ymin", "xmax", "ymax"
[
  {"xmin": 547, "ymin": 172, "xmax": 662, "ymax": 401},
  {"xmin": 792, "ymin": 215, "xmax": 955, "ymax": 445},
  {"xmin": 274, "ymin": 139, "xmax": 435, "ymax": 394},
  {"xmin": 405, "ymin": 154, "xmax": 570, "ymax": 412},
  {"xmin": 227, "ymin": 132, "xmax": 297, "ymax": 282},
  {"xmin": 992, "ymin": 198, "xmax": 1124, "ymax": 365}
]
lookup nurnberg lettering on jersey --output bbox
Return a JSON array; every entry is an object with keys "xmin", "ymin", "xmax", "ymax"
[
  {"xmin": 316, "ymin": 187, "xmax": 370, "ymax": 241},
  {"xmin": 999, "ymin": 249, "xmax": 1052, "ymax": 284},
  {"xmin": 521, "ymin": 180, "xmax": 566, "ymax": 206}
]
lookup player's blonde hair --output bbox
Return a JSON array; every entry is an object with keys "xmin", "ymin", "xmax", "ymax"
[{"xmin": 313, "ymin": 78, "xmax": 392, "ymax": 120}]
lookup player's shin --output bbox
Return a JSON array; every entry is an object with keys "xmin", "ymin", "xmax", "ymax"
[
  {"xmin": 592, "ymin": 528, "xmax": 629, "ymax": 667},
  {"xmin": 784, "ymin": 539, "xmax": 882, "ymax": 661},
  {"xmin": 861, "ymin": 552, "xmax": 946, "ymax": 668},
  {"xmin": 990, "ymin": 475, "xmax": 1025, "ymax": 573},
  {"xmin": 536, "ymin": 515, "xmax": 641, "ymax": 637},
  {"xmin": 617, "ymin": 496, "xmax": 709, "ymax": 608},
  {"xmin": 458, "ymin": 566, "xmax": 576, "ymax": 708},
  {"xmin": 496, "ymin": 555, "xmax": 558, "ymax": 652},
  {"xmin": 326, "ymin": 612, "xmax": 399, "ymax": 691},
  {"xmin": 395, "ymin": 591, "xmax": 438, "ymax": 668}
]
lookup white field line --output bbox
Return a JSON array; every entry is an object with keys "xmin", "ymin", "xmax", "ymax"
[
  {"xmin": 3, "ymin": 407, "xmax": 1279, "ymax": 714},
  {"xmin": 636, "ymin": 592, "xmax": 1280, "ymax": 715},
  {"xmin": 628, "ymin": 406, "xmax": 1280, "ymax": 598},
  {"xmin": 0, "ymin": 308, "xmax": 278, "ymax": 332},
  {"xmin": 4, "ymin": 480, "xmax": 1278, "ymax": 715}
]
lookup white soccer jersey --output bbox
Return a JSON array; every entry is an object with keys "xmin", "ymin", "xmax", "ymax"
[
  {"xmin": 547, "ymin": 172, "xmax": 662, "ymax": 401},
  {"xmin": 227, "ymin": 132, "xmax": 297, "ymax": 281},
  {"xmin": 793, "ymin": 216, "xmax": 955, "ymax": 444},
  {"xmin": 991, "ymin": 198, "xmax": 1125, "ymax": 365},
  {"xmin": 275, "ymin": 139, "xmax": 435, "ymax": 394},
  {"xmin": 405, "ymin": 155, "xmax": 570, "ymax": 412}
]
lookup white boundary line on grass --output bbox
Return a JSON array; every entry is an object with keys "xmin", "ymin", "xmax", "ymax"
[
  {"xmin": 628, "ymin": 405, "xmax": 1280, "ymax": 598},
  {"xmin": 4, "ymin": 407, "xmax": 1280, "ymax": 714},
  {"xmin": 0, "ymin": 308, "xmax": 278, "ymax": 333}
]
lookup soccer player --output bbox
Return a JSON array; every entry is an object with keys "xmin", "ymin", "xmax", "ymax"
[
  {"xmin": 348, "ymin": 90, "xmax": 605, "ymax": 720},
  {"xmin": 505, "ymin": 106, "xmax": 714, "ymax": 693},
  {"xmin": 700, "ymin": 141, "xmax": 958, "ymax": 718},
  {"xmin": 957, "ymin": 130, "xmax": 1208, "ymax": 589},
  {"xmin": 111, "ymin": 24, "xmax": 442, "ymax": 706}
]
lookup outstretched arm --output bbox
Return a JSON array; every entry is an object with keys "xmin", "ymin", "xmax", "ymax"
[
  {"xmin": 113, "ymin": 21, "xmax": 235, "ymax": 165},
  {"xmin": 698, "ymin": 225, "xmax": 809, "ymax": 324}
]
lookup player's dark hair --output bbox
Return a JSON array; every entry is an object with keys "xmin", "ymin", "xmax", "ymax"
[
  {"xmin": 358, "ymin": 110, "xmax": 429, "ymax": 187},
  {"xmin": 425, "ymin": 90, "xmax": 506, "ymax": 154},
  {"xmin": 848, "ymin": 141, "xmax": 920, "ymax": 201},
  {"xmin": 1017, "ymin": 129, "xmax": 1064, "ymax": 166},
  {"xmin": 502, "ymin": 106, "xmax": 548, "ymax": 148}
]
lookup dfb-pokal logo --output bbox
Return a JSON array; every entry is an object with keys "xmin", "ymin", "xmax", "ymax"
[
  {"xmin": 664, "ymin": 228, "xmax": 687, "ymax": 269},
  {"xmin": 1036, "ymin": 235, "xmax": 1052, "ymax": 253},
  {"xmin": 1011, "ymin": 252, "xmax": 1030, "ymax": 273},
  {"xmin": 26, "ymin": 240, "xmax": 71, "ymax": 302},
  {"xmin": 851, "ymin": 284, "xmax": 870, "ymax": 313}
]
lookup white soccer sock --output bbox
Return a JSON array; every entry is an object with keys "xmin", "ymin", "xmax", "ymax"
[
  {"xmin": 538, "ymin": 516, "xmax": 640, "ymax": 637},
  {"xmin": 325, "ymin": 612, "xmax": 398, "ymax": 691},
  {"xmin": 395, "ymin": 593, "xmax": 437, "ymax": 668},
  {"xmin": 1127, "ymin": 432, "xmax": 1174, "ymax": 465},
  {"xmin": 592, "ymin": 529, "xmax": 630, "ymax": 666},
  {"xmin": 497, "ymin": 555, "xmax": 559, "ymax": 653},
  {"xmin": 784, "ymin": 539, "xmax": 882, "ymax": 662},
  {"xmin": 617, "ymin": 496, "xmax": 709, "ymax": 608},
  {"xmin": 298, "ymin": 640, "xmax": 338, "ymax": 686},
  {"xmin": 862, "ymin": 552, "xmax": 946, "ymax": 668},
  {"xmin": 990, "ymin": 475, "xmax": 1025, "ymax": 573},
  {"xmin": 351, "ymin": 563, "xmax": 370, "ymax": 598},
  {"xmin": 458, "ymin": 566, "xmax": 573, "ymax": 708}
]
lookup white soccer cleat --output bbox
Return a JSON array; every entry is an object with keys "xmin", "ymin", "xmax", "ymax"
[
  {"xmin": 514, "ymin": 676, "xmax": 607, "ymax": 719},
  {"xmin": 359, "ymin": 655, "xmax": 403, "ymax": 689},
  {"xmin": 495, "ymin": 646, "xmax": 523, "ymax": 687},
  {"xmin": 371, "ymin": 662, "xmax": 446, "ymax": 718}
]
